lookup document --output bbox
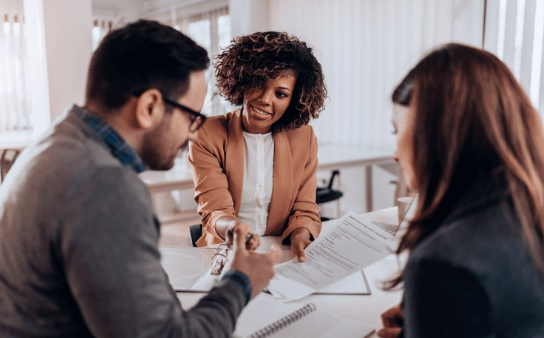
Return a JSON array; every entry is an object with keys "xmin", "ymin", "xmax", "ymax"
[
  {"xmin": 161, "ymin": 235, "xmax": 371, "ymax": 296},
  {"xmin": 268, "ymin": 210, "xmax": 396, "ymax": 302}
]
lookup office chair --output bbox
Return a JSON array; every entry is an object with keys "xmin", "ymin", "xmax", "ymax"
[
  {"xmin": 1, "ymin": 149, "xmax": 21, "ymax": 183},
  {"xmin": 316, "ymin": 170, "xmax": 343, "ymax": 219},
  {"xmin": 189, "ymin": 224, "xmax": 202, "ymax": 247}
]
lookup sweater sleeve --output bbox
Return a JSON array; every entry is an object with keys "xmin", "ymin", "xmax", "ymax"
[
  {"xmin": 403, "ymin": 258, "xmax": 495, "ymax": 338},
  {"xmin": 281, "ymin": 127, "xmax": 322, "ymax": 242},
  {"xmin": 63, "ymin": 167, "xmax": 247, "ymax": 338}
]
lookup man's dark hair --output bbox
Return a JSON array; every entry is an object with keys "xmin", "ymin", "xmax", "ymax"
[{"xmin": 85, "ymin": 20, "xmax": 209, "ymax": 110}]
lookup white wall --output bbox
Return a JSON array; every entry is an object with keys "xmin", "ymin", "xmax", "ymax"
[
  {"xmin": 268, "ymin": 0, "xmax": 484, "ymax": 150},
  {"xmin": 24, "ymin": 0, "xmax": 93, "ymax": 128},
  {"xmin": 262, "ymin": 0, "xmax": 485, "ymax": 213},
  {"xmin": 0, "ymin": 0, "xmax": 24, "ymax": 11},
  {"xmin": 229, "ymin": 0, "xmax": 269, "ymax": 38}
]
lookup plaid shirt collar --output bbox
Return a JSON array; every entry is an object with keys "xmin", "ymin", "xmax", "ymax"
[{"xmin": 70, "ymin": 104, "xmax": 147, "ymax": 173}]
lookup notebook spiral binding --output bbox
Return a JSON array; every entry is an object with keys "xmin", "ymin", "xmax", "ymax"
[{"xmin": 249, "ymin": 303, "xmax": 317, "ymax": 338}]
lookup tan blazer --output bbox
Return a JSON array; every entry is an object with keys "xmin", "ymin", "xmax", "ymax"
[{"xmin": 188, "ymin": 109, "xmax": 322, "ymax": 247}]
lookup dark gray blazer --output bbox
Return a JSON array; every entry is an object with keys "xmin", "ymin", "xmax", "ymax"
[{"xmin": 402, "ymin": 168, "xmax": 544, "ymax": 337}]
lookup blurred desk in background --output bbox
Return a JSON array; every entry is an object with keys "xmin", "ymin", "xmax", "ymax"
[
  {"xmin": 0, "ymin": 130, "xmax": 36, "ymax": 150},
  {"xmin": 317, "ymin": 144, "xmax": 394, "ymax": 212},
  {"xmin": 140, "ymin": 144, "xmax": 393, "ymax": 209}
]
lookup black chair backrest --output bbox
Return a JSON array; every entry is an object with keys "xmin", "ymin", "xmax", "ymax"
[
  {"xmin": 327, "ymin": 170, "xmax": 340, "ymax": 190},
  {"xmin": 1, "ymin": 149, "xmax": 21, "ymax": 183},
  {"xmin": 189, "ymin": 224, "xmax": 202, "ymax": 247}
]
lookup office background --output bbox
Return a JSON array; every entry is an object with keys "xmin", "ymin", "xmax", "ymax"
[{"xmin": 1, "ymin": 0, "xmax": 543, "ymax": 217}]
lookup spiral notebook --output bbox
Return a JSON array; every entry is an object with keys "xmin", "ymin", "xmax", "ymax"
[{"xmin": 232, "ymin": 294, "xmax": 374, "ymax": 338}]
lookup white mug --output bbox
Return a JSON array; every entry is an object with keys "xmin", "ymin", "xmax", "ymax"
[{"xmin": 397, "ymin": 196, "xmax": 415, "ymax": 225}]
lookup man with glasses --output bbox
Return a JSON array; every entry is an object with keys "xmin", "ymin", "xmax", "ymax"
[{"xmin": 0, "ymin": 20, "xmax": 281, "ymax": 338}]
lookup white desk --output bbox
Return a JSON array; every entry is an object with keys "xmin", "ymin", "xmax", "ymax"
[
  {"xmin": 0, "ymin": 130, "xmax": 37, "ymax": 150},
  {"xmin": 318, "ymin": 145, "xmax": 394, "ymax": 212},
  {"xmin": 140, "ymin": 144, "xmax": 394, "ymax": 211},
  {"xmin": 171, "ymin": 207, "xmax": 403, "ymax": 337},
  {"xmin": 139, "ymin": 163, "xmax": 194, "ymax": 194}
]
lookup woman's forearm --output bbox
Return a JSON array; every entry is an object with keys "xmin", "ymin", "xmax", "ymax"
[
  {"xmin": 215, "ymin": 216, "xmax": 238, "ymax": 240},
  {"xmin": 290, "ymin": 227, "xmax": 311, "ymax": 241}
]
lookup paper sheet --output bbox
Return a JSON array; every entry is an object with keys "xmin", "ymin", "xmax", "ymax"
[
  {"xmin": 232, "ymin": 293, "xmax": 374, "ymax": 338},
  {"xmin": 268, "ymin": 210, "xmax": 396, "ymax": 302}
]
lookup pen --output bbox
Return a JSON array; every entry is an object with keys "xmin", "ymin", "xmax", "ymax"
[{"xmin": 245, "ymin": 233, "xmax": 254, "ymax": 247}]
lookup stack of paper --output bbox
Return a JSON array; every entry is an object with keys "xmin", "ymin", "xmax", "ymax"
[{"xmin": 268, "ymin": 210, "xmax": 397, "ymax": 302}]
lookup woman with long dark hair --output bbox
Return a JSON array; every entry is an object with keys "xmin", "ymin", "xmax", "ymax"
[{"xmin": 379, "ymin": 44, "xmax": 544, "ymax": 337}]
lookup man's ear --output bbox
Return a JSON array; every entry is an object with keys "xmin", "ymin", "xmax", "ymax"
[{"xmin": 134, "ymin": 89, "xmax": 164, "ymax": 130}]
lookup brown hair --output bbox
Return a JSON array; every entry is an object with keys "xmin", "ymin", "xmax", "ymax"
[
  {"xmin": 388, "ymin": 43, "xmax": 544, "ymax": 288},
  {"xmin": 214, "ymin": 31, "xmax": 327, "ymax": 132}
]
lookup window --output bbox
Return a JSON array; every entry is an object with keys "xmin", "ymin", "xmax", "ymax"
[
  {"xmin": 0, "ymin": 12, "xmax": 30, "ymax": 132},
  {"xmin": 156, "ymin": 6, "xmax": 231, "ymax": 117},
  {"xmin": 92, "ymin": 18, "xmax": 120, "ymax": 51},
  {"xmin": 485, "ymin": 0, "xmax": 544, "ymax": 111},
  {"xmin": 184, "ymin": 8, "xmax": 232, "ymax": 117},
  {"xmin": 91, "ymin": 8, "xmax": 232, "ymax": 117},
  {"xmin": 188, "ymin": 19, "xmax": 213, "ymax": 117}
]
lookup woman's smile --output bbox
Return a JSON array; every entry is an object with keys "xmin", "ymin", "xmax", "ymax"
[{"xmin": 251, "ymin": 104, "xmax": 273, "ymax": 117}]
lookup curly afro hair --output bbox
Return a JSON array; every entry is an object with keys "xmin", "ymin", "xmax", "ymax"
[{"xmin": 215, "ymin": 31, "xmax": 327, "ymax": 132}]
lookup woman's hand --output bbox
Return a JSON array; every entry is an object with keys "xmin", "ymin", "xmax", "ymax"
[
  {"xmin": 378, "ymin": 303, "xmax": 403, "ymax": 338},
  {"xmin": 229, "ymin": 226, "xmax": 282, "ymax": 299},
  {"xmin": 290, "ymin": 227, "xmax": 312, "ymax": 262},
  {"xmin": 226, "ymin": 221, "xmax": 261, "ymax": 250},
  {"xmin": 216, "ymin": 217, "xmax": 260, "ymax": 250}
]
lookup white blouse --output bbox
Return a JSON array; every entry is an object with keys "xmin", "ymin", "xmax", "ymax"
[{"xmin": 237, "ymin": 131, "xmax": 275, "ymax": 236}]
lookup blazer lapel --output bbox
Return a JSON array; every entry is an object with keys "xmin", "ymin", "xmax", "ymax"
[
  {"xmin": 225, "ymin": 109, "xmax": 245, "ymax": 216},
  {"xmin": 265, "ymin": 131, "xmax": 293, "ymax": 235}
]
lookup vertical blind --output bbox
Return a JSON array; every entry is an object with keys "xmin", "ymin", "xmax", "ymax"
[
  {"xmin": 145, "ymin": 6, "xmax": 232, "ymax": 117},
  {"xmin": 268, "ymin": 0, "xmax": 485, "ymax": 150},
  {"xmin": 2, "ymin": 1, "xmax": 543, "ymax": 139},
  {"xmin": 92, "ymin": 17, "xmax": 124, "ymax": 51},
  {"xmin": 484, "ymin": 0, "xmax": 544, "ymax": 113},
  {"xmin": 0, "ymin": 12, "xmax": 30, "ymax": 132}
]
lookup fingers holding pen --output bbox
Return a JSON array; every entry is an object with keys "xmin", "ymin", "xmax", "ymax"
[
  {"xmin": 246, "ymin": 233, "xmax": 261, "ymax": 251},
  {"xmin": 225, "ymin": 220, "xmax": 259, "ymax": 249}
]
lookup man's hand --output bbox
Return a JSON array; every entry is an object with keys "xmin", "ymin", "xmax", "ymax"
[
  {"xmin": 216, "ymin": 217, "xmax": 260, "ymax": 250},
  {"xmin": 290, "ymin": 227, "xmax": 312, "ymax": 262},
  {"xmin": 378, "ymin": 303, "xmax": 403, "ymax": 338},
  {"xmin": 229, "ymin": 226, "xmax": 283, "ymax": 298}
]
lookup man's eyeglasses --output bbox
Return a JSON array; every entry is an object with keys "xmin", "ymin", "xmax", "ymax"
[
  {"xmin": 132, "ymin": 91, "xmax": 207, "ymax": 132},
  {"xmin": 161, "ymin": 94, "xmax": 207, "ymax": 132}
]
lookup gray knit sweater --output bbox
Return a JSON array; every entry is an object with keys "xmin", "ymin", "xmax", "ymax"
[{"xmin": 0, "ymin": 109, "xmax": 246, "ymax": 337}]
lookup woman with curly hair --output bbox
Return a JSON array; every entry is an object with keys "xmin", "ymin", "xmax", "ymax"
[{"xmin": 188, "ymin": 31, "xmax": 326, "ymax": 261}]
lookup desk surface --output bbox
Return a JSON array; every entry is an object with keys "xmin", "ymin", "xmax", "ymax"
[
  {"xmin": 0, "ymin": 130, "xmax": 37, "ymax": 150},
  {"xmin": 139, "ymin": 159, "xmax": 194, "ymax": 194},
  {"xmin": 171, "ymin": 207, "xmax": 403, "ymax": 338},
  {"xmin": 317, "ymin": 144, "xmax": 393, "ymax": 170}
]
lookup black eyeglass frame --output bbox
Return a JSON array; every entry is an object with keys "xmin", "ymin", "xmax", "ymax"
[
  {"xmin": 132, "ymin": 91, "xmax": 207, "ymax": 132},
  {"xmin": 161, "ymin": 94, "xmax": 207, "ymax": 132}
]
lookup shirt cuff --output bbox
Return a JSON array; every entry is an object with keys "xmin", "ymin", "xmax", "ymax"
[{"xmin": 222, "ymin": 270, "xmax": 252, "ymax": 305}]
